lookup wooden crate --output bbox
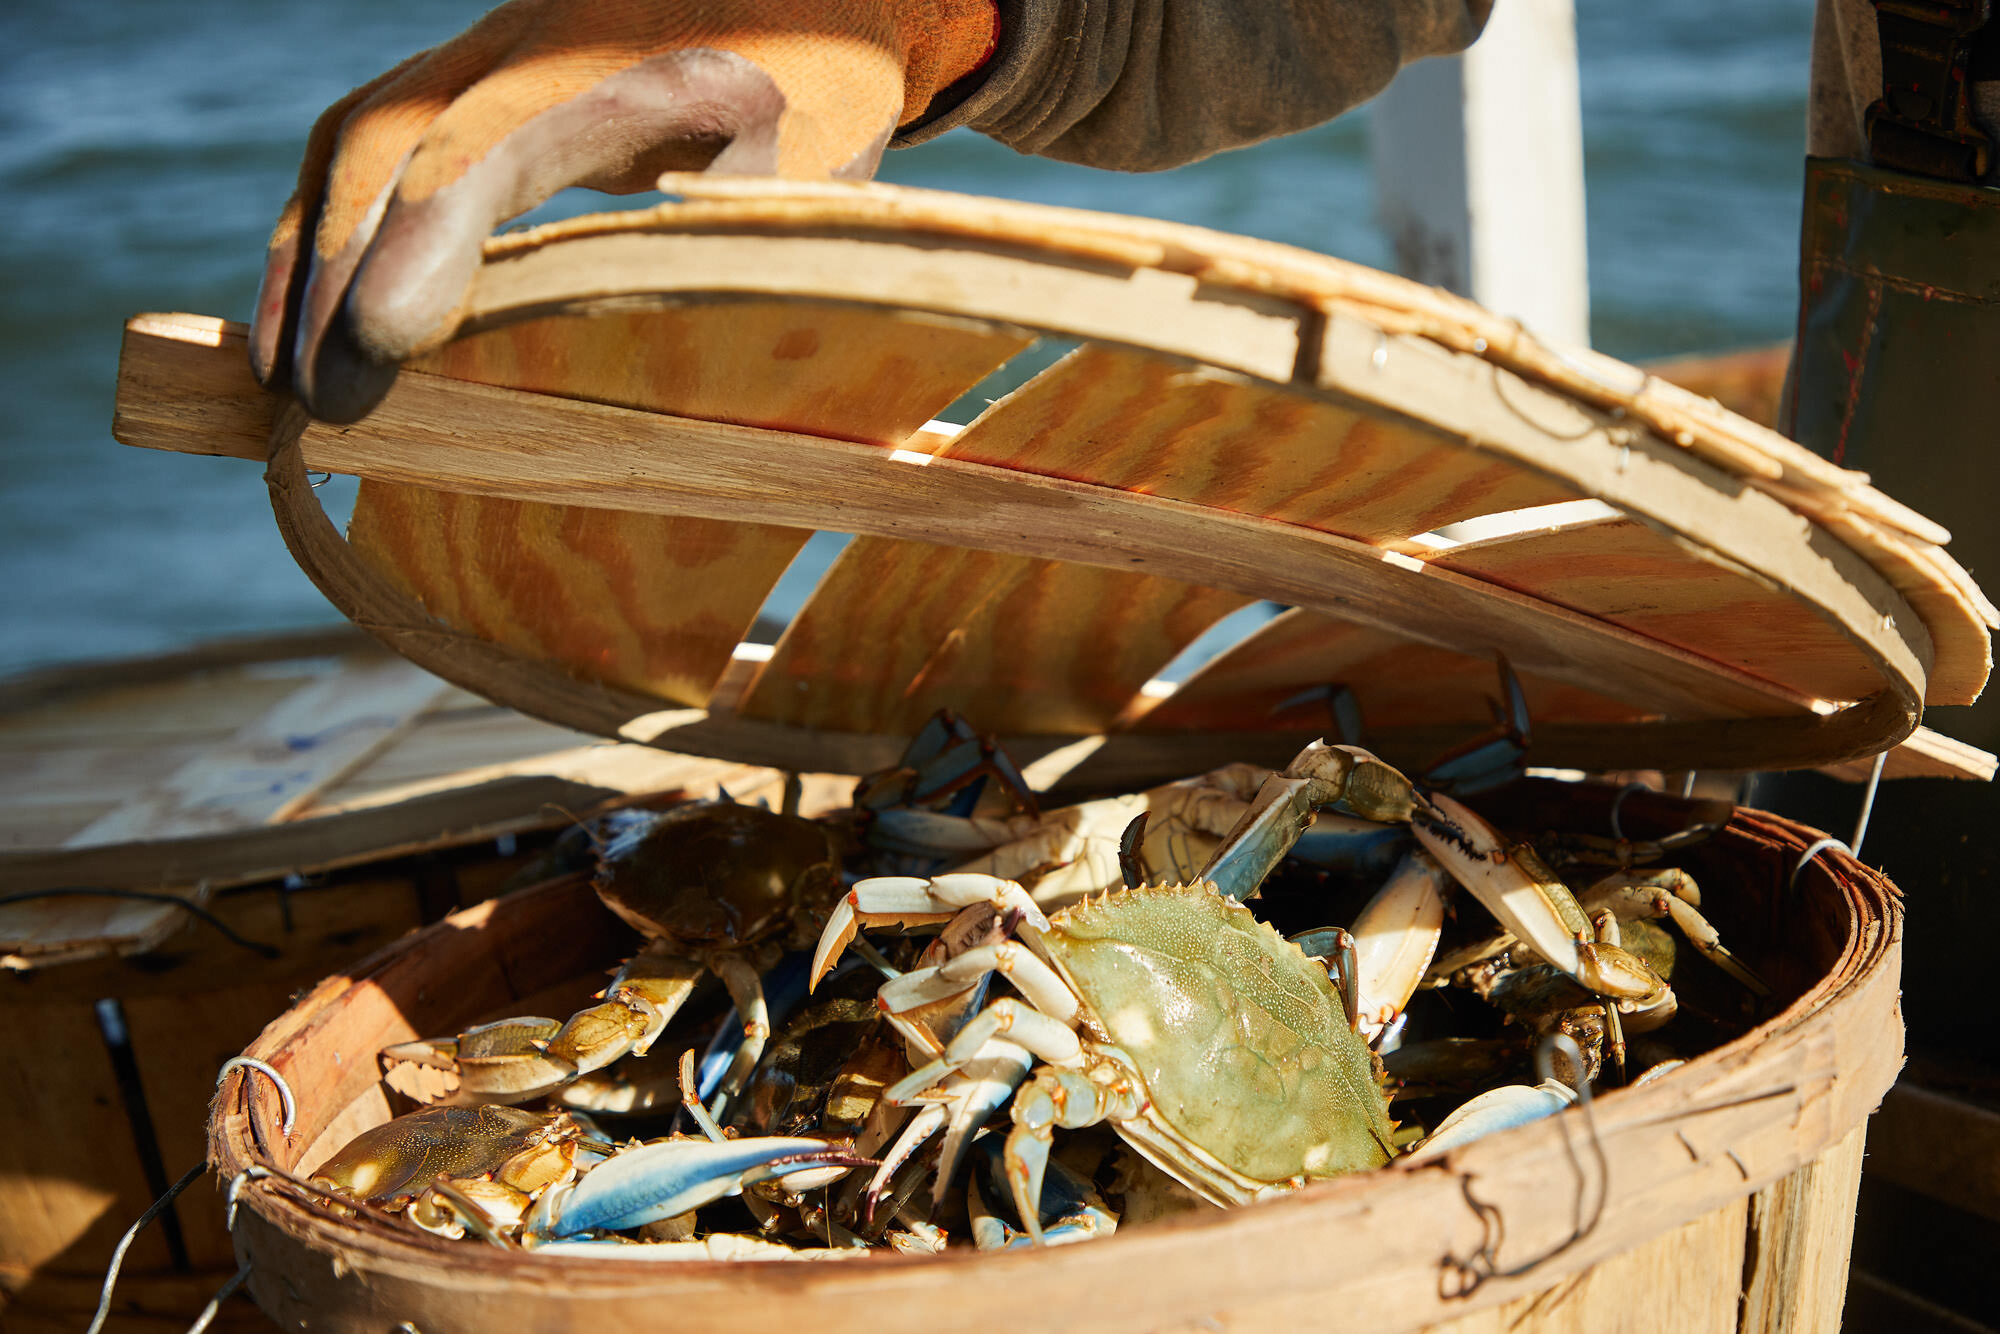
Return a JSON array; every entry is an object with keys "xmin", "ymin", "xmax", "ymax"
[
  {"xmin": 0, "ymin": 634, "xmax": 834, "ymax": 1331},
  {"xmin": 209, "ymin": 790, "xmax": 1898, "ymax": 1334}
]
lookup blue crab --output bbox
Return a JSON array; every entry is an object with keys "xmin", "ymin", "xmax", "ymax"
[
  {"xmin": 313, "ymin": 1058, "xmax": 873, "ymax": 1248},
  {"xmin": 382, "ymin": 801, "xmax": 846, "ymax": 1111}
]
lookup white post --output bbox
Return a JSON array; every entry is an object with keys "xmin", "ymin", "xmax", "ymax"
[{"xmin": 1368, "ymin": 0, "xmax": 1590, "ymax": 347}]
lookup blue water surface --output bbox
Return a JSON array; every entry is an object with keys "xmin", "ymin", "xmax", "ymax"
[{"xmin": 0, "ymin": 0, "xmax": 1816, "ymax": 674}]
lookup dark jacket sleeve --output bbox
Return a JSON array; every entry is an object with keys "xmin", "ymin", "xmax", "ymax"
[{"xmin": 894, "ymin": 0, "xmax": 1494, "ymax": 171}]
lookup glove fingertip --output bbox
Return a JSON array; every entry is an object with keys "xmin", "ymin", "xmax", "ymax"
[
  {"xmin": 249, "ymin": 239, "xmax": 301, "ymax": 390},
  {"xmin": 296, "ymin": 309, "xmax": 402, "ymax": 426}
]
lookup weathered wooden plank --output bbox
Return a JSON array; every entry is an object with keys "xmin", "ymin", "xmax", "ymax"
[
  {"xmin": 1865, "ymin": 1083, "xmax": 2000, "ymax": 1225},
  {"xmin": 63, "ymin": 658, "xmax": 450, "ymax": 846},
  {"xmin": 0, "ymin": 1001, "xmax": 170, "ymax": 1277},
  {"xmin": 1739, "ymin": 1121, "xmax": 1869, "ymax": 1333},
  {"xmin": 1422, "ymin": 1197, "xmax": 1747, "ymax": 1334},
  {"xmin": 1424, "ymin": 516, "xmax": 1885, "ymax": 704}
]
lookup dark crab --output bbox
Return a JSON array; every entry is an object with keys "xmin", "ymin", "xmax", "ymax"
[{"xmin": 384, "ymin": 801, "xmax": 845, "ymax": 1111}]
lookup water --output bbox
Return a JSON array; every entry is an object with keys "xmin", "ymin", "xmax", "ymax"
[{"xmin": 0, "ymin": 0, "xmax": 1817, "ymax": 675}]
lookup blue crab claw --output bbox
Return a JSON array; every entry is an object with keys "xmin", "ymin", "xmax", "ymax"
[
  {"xmin": 968, "ymin": 1136, "xmax": 1117, "ymax": 1250},
  {"xmin": 1411, "ymin": 790, "xmax": 1587, "ymax": 978},
  {"xmin": 1421, "ymin": 654, "xmax": 1532, "ymax": 795},
  {"xmin": 548, "ymin": 1136, "xmax": 874, "ymax": 1237},
  {"xmin": 810, "ymin": 875, "xmax": 1050, "ymax": 991},
  {"xmin": 1198, "ymin": 742, "xmax": 1419, "ymax": 902},
  {"xmin": 1405, "ymin": 1080, "xmax": 1577, "ymax": 1163}
]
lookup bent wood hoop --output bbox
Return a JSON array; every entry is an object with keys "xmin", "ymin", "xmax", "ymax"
[
  {"xmin": 114, "ymin": 178, "xmax": 1994, "ymax": 785},
  {"xmin": 210, "ymin": 794, "xmax": 1899, "ymax": 1333}
]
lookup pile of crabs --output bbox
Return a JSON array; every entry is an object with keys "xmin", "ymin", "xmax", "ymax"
[{"xmin": 310, "ymin": 699, "xmax": 1769, "ymax": 1260}]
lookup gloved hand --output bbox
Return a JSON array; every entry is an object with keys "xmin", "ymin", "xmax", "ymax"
[{"xmin": 252, "ymin": 0, "xmax": 998, "ymax": 422}]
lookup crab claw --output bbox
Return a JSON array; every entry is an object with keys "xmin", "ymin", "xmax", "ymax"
[
  {"xmin": 548, "ymin": 1136, "xmax": 874, "ymax": 1237},
  {"xmin": 1345, "ymin": 849, "xmax": 1451, "ymax": 1037},
  {"xmin": 381, "ymin": 1018, "xmax": 577, "ymax": 1106},
  {"xmin": 969, "ymin": 1136, "xmax": 1117, "ymax": 1250},
  {"xmin": 1406, "ymin": 1079, "xmax": 1577, "ymax": 1163},
  {"xmin": 1199, "ymin": 742, "xmax": 1419, "ymax": 901},
  {"xmin": 809, "ymin": 875, "xmax": 1051, "ymax": 991},
  {"xmin": 1411, "ymin": 791, "xmax": 1586, "ymax": 979}
]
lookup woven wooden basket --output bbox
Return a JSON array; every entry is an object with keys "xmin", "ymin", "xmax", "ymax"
[{"xmin": 211, "ymin": 788, "xmax": 1897, "ymax": 1333}]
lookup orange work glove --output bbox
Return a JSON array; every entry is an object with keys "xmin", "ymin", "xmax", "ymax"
[{"xmin": 252, "ymin": 0, "xmax": 999, "ymax": 422}]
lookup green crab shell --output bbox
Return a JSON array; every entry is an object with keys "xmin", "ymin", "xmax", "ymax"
[{"xmin": 1040, "ymin": 885, "xmax": 1395, "ymax": 1186}]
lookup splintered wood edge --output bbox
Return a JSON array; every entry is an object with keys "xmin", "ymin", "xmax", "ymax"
[{"xmin": 208, "ymin": 810, "xmax": 1903, "ymax": 1334}]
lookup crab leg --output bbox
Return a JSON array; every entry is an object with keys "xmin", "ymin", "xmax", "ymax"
[
  {"xmin": 969, "ymin": 1137, "xmax": 1117, "ymax": 1250},
  {"xmin": 1288, "ymin": 928, "xmax": 1361, "ymax": 1031},
  {"xmin": 1581, "ymin": 869, "xmax": 1771, "ymax": 996},
  {"xmin": 1199, "ymin": 742, "xmax": 1421, "ymax": 902},
  {"xmin": 876, "ymin": 943, "xmax": 1078, "ymax": 1023},
  {"xmin": 381, "ymin": 1017, "xmax": 575, "ymax": 1106},
  {"xmin": 707, "ymin": 953, "xmax": 772, "ymax": 1112},
  {"xmin": 543, "ymin": 951, "xmax": 708, "ymax": 1075},
  {"xmin": 810, "ymin": 874, "xmax": 1050, "ymax": 989},
  {"xmin": 1004, "ymin": 1066, "xmax": 1145, "ymax": 1245}
]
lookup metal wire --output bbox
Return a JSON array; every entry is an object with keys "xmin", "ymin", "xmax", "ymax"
[
  {"xmin": 1850, "ymin": 750, "xmax": 1889, "ymax": 862},
  {"xmin": 1791, "ymin": 749, "xmax": 1889, "ymax": 890},
  {"xmin": 1790, "ymin": 836, "xmax": 1851, "ymax": 891},
  {"xmin": 87, "ymin": 1162, "xmax": 208, "ymax": 1334},
  {"xmin": 1607, "ymin": 782, "xmax": 1653, "ymax": 842},
  {"xmin": 185, "ymin": 1263, "xmax": 253, "ymax": 1334},
  {"xmin": 1441, "ymin": 1034, "xmax": 1608, "ymax": 1299},
  {"xmin": 218, "ymin": 1057, "xmax": 297, "ymax": 1136},
  {"xmin": 0, "ymin": 887, "xmax": 280, "ymax": 958}
]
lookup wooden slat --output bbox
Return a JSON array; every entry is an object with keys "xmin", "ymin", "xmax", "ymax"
[
  {"xmin": 938, "ymin": 343, "xmax": 1580, "ymax": 544},
  {"xmin": 1739, "ymin": 1121, "xmax": 1869, "ymax": 1333},
  {"xmin": 740, "ymin": 543, "xmax": 1247, "ymax": 733},
  {"xmin": 1644, "ymin": 343, "xmax": 1790, "ymax": 431},
  {"xmin": 303, "ymin": 706, "xmax": 607, "ymax": 803},
  {"xmin": 0, "ymin": 1001, "xmax": 170, "ymax": 1276},
  {"xmin": 348, "ymin": 482, "xmax": 808, "ymax": 708},
  {"xmin": 1139, "ymin": 607, "xmax": 1645, "ymax": 734},
  {"xmin": 1818, "ymin": 726, "xmax": 1998, "ymax": 782},
  {"xmin": 1424, "ymin": 516, "xmax": 1885, "ymax": 704},
  {"xmin": 63, "ymin": 658, "xmax": 449, "ymax": 846},
  {"xmin": 347, "ymin": 305, "xmax": 1030, "ymax": 708},
  {"xmin": 1423, "ymin": 1198, "xmax": 1747, "ymax": 1334}
]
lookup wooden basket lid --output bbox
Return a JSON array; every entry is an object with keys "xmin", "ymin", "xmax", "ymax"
[{"xmin": 114, "ymin": 178, "xmax": 1996, "ymax": 788}]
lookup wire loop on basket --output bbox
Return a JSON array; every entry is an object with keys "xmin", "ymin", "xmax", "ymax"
[
  {"xmin": 219, "ymin": 1056, "xmax": 297, "ymax": 1137},
  {"xmin": 1440, "ymin": 1035, "xmax": 1608, "ymax": 1300}
]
